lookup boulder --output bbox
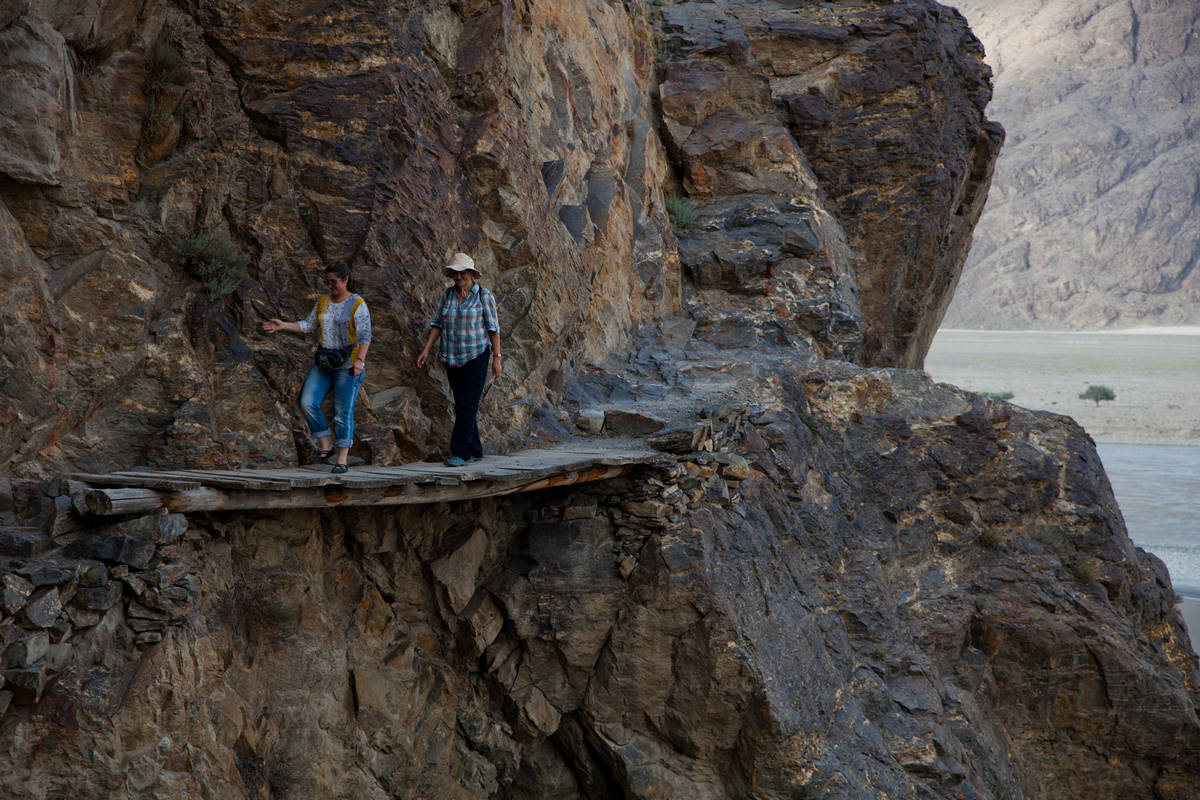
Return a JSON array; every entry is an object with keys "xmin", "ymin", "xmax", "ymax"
[
  {"xmin": 64, "ymin": 535, "xmax": 155, "ymax": 569},
  {"xmin": 0, "ymin": 573, "xmax": 33, "ymax": 615},
  {"xmin": 603, "ymin": 409, "xmax": 667, "ymax": 436},
  {"xmin": 21, "ymin": 587, "xmax": 61, "ymax": 629},
  {"xmin": 3, "ymin": 631, "xmax": 49, "ymax": 669}
]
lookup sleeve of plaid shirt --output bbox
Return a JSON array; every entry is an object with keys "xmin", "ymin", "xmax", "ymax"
[
  {"xmin": 481, "ymin": 288, "xmax": 500, "ymax": 333},
  {"xmin": 429, "ymin": 288, "xmax": 450, "ymax": 328}
]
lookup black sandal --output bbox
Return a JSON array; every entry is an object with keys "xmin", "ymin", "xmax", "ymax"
[
  {"xmin": 314, "ymin": 448, "xmax": 334, "ymax": 464},
  {"xmin": 331, "ymin": 463, "xmax": 349, "ymax": 474}
]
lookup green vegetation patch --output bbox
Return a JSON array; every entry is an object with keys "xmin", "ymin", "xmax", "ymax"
[
  {"xmin": 178, "ymin": 231, "xmax": 250, "ymax": 299},
  {"xmin": 137, "ymin": 37, "xmax": 192, "ymax": 165},
  {"xmin": 1072, "ymin": 558, "xmax": 1100, "ymax": 585},
  {"xmin": 1042, "ymin": 531, "xmax": 1075, "ymax": 561},
  {"xmin": 666, "ymin": 196, "xmax": 699, "ymax": 230},
  {"xmin": 979, "ymin": 391, "xmax": 1014, "ymax": 401},
  {"xmin": 1078, "ymin": 384, "xmax": 1116, "ymax": 405},
  {"xmin": 150, "ymin": 37, "xmax": 192, "ymax": 88}
]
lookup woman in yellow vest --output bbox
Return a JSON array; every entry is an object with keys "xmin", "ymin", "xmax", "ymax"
[{"xmin": 261, "ymin": 263, "xmax": 371, "ymax": 473}]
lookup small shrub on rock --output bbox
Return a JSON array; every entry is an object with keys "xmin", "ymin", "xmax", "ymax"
[
  {"xmin": 178, "ymin": 231, "xmax": 249, "ymax": 299},
  {"xmin": 1072, "ymin": 558, "xmax": 1100, "ymax": 585},
  {"xmin": 666, "ymin": 196, "xmax": 699, "ymax": 230},
  {"xmin": 150, "ymin": 37, "xmax": 192, "ymax": 87},
  {"xmin": 980, "ymin": 391, "xmax": 1014, "ymax": 401},
  {"xmin": 1042, "ymin": 532, "xmax": 1075, "ymax": 561}
]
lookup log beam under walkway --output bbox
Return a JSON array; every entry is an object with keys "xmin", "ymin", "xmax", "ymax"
[{"xmin": 72, "ymin": 444, "xmax": 666, "ymax": 516}]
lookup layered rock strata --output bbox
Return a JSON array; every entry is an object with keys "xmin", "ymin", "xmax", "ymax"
[
  {"xmin": 658, "ymin": 0, "xmax": 1003, "ymax": 367},
  {"xmin": 944, "ymin": 0, "xmax": 1200, "ymax": 329},
  {"xmin": 5, "ymin": 1, "xmax": 1196, "ymax": 798},
  {"xmin": 0, "ymin": 0, "xmax": 676, "ymax": 474},
  {"xmin": 1, "ymin": 356, "xmax": 1196, "ymax": 798},
  {"xmin": 0, "ymin": 0, "xmax": 1000, "ymax": 479}
]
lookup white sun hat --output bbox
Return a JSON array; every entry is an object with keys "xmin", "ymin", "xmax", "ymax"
[{"xmin": 443, "ymin": 252, "xmax": 479, "ymax": 276}]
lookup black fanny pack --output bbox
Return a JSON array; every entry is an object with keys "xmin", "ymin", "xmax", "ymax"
[{"xmin": 314, "ymin": 346, "xmax": 351, "ymax": 369}]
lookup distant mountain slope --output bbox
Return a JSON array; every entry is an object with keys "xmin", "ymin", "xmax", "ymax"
[{"xmin": 944, "ymin": 0, "xmax": 1200, "ymax": 329}]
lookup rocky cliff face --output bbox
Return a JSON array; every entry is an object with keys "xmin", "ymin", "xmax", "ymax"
[
  {"xmin": 0, "ymin": 0, "xmax": 1000, "ymax": 483},
  {"xmin": 943, "ymin": 0, "xmax": 1200, "ymax": 329},
  {"xmin": 0, "ymin": 0, "xmax": 679, "ymax": 474},
  {"xmin": 3, "ymin": 1, "xmax": 1197, "ymax": 798},
  {"xmin": 2, "ymin": 354, "xmax": 1197, "ymax": 799},
  {"xmin": 657, "ymin": 1, "xmax": 1002, "ymax": 368}
]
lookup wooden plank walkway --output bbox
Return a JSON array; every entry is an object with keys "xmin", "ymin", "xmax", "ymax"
[{"xmin": 72, "ymin": 444, "xmax": 665, "ymax": 516}]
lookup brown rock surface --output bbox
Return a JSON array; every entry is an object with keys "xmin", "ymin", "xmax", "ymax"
[
  {"xmin": 659, "ymin": 0, "xmax": 1002, "ymax": 368},
  {"xmin": 0, "ymin": 0, "xmax": 678, "ymax": 475},
  {"xmin": 0, "ymin": 353, "xmax": 1196, "ymax": 798},
  {"xmin": 0, "ymin": 0, "xmax": 999, "ymax": 477},
  {"xmin": 4, "ymin": 2, "xmax": 1197, "ymax": 799},
  {"xmin": 944, "ymin": 0, "xmax": 1200, "ymax": 329}
]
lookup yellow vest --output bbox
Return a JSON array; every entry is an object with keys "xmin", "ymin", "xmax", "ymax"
[{"xmin": 315, "ymin": 294, "xmax": 365, "ymax": 361}]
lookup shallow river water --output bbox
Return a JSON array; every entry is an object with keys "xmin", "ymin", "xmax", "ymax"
[{"xmin": 1097, "ymin": 443, "xmax": 1200, "ymax": 595}]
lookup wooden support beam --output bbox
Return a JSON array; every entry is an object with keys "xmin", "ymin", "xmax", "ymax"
[
  {"xmin": 85, "ymin": 488, "xmax": 165, "ymax": 515},
  {"xmin": 83, "ymin": 464, "xmax": 637, "ymax": 515}
]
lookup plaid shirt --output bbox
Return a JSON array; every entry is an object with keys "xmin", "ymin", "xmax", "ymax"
[{"xmin": 430, "ymin": 283, "xmax": 499, "ymax": 366}]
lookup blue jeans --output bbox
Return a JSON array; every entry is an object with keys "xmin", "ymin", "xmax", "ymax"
[
  {"xmin": 300, "ymin": 365, "xmax": 365, "ymax": 448},
  {"xmin": 445, "ymin": 349, "xmax": 489, "ymax": 459}
]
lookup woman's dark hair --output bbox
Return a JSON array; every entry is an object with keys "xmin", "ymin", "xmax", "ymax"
[{"xmin": 325, "ymin": 262, "xmax": 356, "ymax": 293}]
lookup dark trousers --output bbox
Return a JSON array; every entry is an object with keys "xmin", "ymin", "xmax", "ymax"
[{"xmin": 445, "ymin": 348, "xmax": 489, "ymax": 459}]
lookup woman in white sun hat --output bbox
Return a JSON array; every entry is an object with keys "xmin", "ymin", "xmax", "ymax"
[{"xmin": 416, "ymin": 252, "xmax": 501, "ymax": 466}]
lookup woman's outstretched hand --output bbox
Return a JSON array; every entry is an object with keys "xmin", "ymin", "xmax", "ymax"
[{"xmin": 261, "ymin": 319, "xmax": 285, "ymax": 334}]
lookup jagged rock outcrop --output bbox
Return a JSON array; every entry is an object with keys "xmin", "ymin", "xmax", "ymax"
[
  {"xmin": 1, "ymin": 354, "xmax": 1197, "ymax": 798},
  {"xmin": 0, "ymin": 0, "xmax": 999, "ymax": 480},
  {"xmin": 944, "ymin": 0, "xmax": 1200, "ymax": 329},
  {"xmin": 5, "ymin": 1, "xmax": 1197, "ymax": 799},
  {"xmin": 658, "ymin": 1, "xmax": 1003, "ymax": 368}
]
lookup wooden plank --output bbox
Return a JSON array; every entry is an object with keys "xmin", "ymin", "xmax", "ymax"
[
  {"xmin": 341, "ymin": 467, "xmax": 441, "ymax": 485},
  {"xmin": 239, "ymin": 469, "xmax": 340, "ymax": 488},
  {"xmin": 478, "ymin": 456, "xmax": 595, "ymax": 476},
  {"xmin": 325, "ymin": 472, "xmax": 411, "ymax": 489},
  {"xmin": 363, "ymin": 465, "xmax": 463, "ymax": 486},
  {"xmin": 146, "ymin": 464, "xmax": 639, "ymax": 512},
  {"xmin": 69, "ymin": 472, "xmax": 204, "ymax": 491},
  {"xmin": 85, "ymin": 488, "xmax": 163, "ymax": 515},
  {"xmin": 380, "ymin": 463, "xmax": 453, "ymax": 474},
  {"xmin": 475, "ymin": 468, "xmax": 546, "ymax": 482},
  {"xmin": 74, "ymin": 445, "xmax": 662, "ymax": 515},
  {"xmin": 382, "ymin": 464, "xmax": 476, "ymax": 482},
  {"xmin": 490, "ymin": 452, "xmax": 590, "ymax": 465},
  {"xmin": 143, "ymin": 469, "xmax": 298, "ymax": 491}
]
